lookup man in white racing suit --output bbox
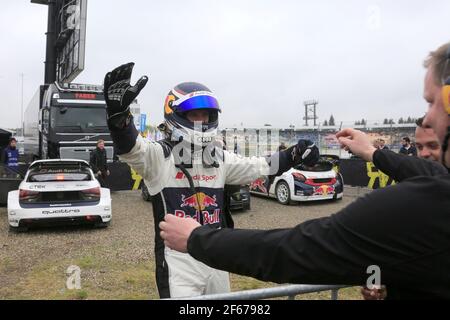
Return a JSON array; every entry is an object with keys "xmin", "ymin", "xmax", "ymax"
[{"xmin": 103, "ymin": 62, "xmax": 319, "ymax": 298}]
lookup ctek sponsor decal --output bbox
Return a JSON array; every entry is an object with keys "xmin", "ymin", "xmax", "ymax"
[
  {"xmin": 42, "ymin": 209, "xmax": 81, "ymax": 215},
  {"xmin": 29, "ymin": 185, "xmax": 46, "ymax": 190}
]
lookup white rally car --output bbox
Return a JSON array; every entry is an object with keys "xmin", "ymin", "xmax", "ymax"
[
  {"xmin": 8, "ymin": 159, "xmax": 111, "ymax": 232},
  {"xmin": 250, "ymin": 155, "xmax": 344, "ymax": 205}
]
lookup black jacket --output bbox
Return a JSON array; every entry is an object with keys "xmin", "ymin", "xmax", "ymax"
[
  {"xmin": 399, "ymin": 145, "xmax": 418, "ymax": 157},
  {"xmin": 90, "ymin": 147, "xmax": 108, "ymax": 173},
  {"xmin": 373, "ymin": 149, "xmax": 447, "ymax": 181},
  {"xmin": 187, "ymin": 150, "xmax": 450, "ymax": 299}
]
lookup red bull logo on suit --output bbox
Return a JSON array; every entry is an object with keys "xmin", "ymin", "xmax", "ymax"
[
  {"xmin": 180, "ymin": 192, "xmax": 218, "ymax": 211},
  {"xmin": 175, "ymin": 192, "xmax": 221, "ymax": 225}
]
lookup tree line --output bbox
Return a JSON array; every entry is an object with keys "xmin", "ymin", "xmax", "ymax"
[{"xmin": 320, "ymin": 115, "xmax": 418, "ymax": 126}]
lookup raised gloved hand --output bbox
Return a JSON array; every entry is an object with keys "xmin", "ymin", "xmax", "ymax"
[
  {"xmin": 103, "ymin": 62, "xmax": 148, "ymax": 129},
  {"xmin": 267, "ymin": 139, "xmax": 320, "ymax": 177},
  {"xmin": 290, "ymin": 139, "xmax": 320, "ymax": 166}
]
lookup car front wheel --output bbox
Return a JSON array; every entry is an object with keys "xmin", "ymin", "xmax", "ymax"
[{"xmin": 275, "ymin": 181, "xmax": 291, "ymax": 205}]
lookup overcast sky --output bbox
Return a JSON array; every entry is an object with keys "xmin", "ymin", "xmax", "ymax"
[{"xmin": 1, "ymin": 0, "xmax": 449, "ymax": 130}]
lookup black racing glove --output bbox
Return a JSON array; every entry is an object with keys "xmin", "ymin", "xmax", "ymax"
[
  {"xmin": 103, "ymin": 62, "xmax": 148, "ymax": 129},
  {"xmin": 267, "ymin": 139, "xmax": 320, "ymax": 177},
  {"xmin": 291, "ymin": 139, "xmax": 320, "ymax": 167}
]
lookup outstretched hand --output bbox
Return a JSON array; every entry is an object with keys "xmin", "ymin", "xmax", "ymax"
[
  {"xmin": 103, "ymin": 62, "xmax": 148, "ymax": 128},
  {"xmin": 336, "ymin": 128, "xmax": 377, "ymax": 162},
  {"xmin": 361, "ymin": 285, "xmax": 387, "ymax": 300},
  {"xmin": 159, "ymin": 214, "xmax": 201, "ymax": 253},
  {"xmin": 293, "ymin": 139, "xmax": 319, "ymax": 166}
]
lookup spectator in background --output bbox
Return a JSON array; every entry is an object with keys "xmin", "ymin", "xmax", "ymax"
[
  {"xmin": 379, "ymin": 139, "xmax": 389, "ymax": 150},
  {"xmin": 1, "ymin": 137, "xmax": 19, "ymax": 168},
  {"xmin": 373, "ymin": 139, "xmax": 380, "ymax": 150},
  {"xmin": 233, "ymin": 136, "xmax": 241, "ymax": 154},
  {"xmin": 415, "ymin": 117, "xmax": 441, "ymax": 161},
  {"xmin": 277, "ymin": 142, "xmax": 287, "ymax": 152},
  {"xmin": 399, "ymin": 136, "xmax": 417, "ymax": 156},
  {"xmin": 90, "ymin": 139, "xmax": 110, "ymax": 187}
]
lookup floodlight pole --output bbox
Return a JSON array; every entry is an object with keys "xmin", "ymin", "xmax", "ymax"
[
  {"xmin": 303, "ymin": 100, "xmax": 319, "ymax": 127},
  {"xmin": 21, "ymin": 73, "xmax": 24, "ymax": 135},
  {"xmin": 31, "ymin": 0, "xmax": 58, "ymax": 84},
  {"xmin": 44, "ymin": 0, "xmax": 57, "ymax": 84}
]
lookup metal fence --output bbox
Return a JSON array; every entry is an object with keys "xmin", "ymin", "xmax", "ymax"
[{"xmin": 175, "ymin": 284, "xmax": 351, "ymax": 300}]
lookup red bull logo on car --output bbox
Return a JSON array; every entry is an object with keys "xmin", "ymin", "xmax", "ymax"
[
  {"xmin": 314, "ymin": 185, "xmax": 335, "ymax": 196},
  {"xmin": 250, "ymin": 178, "xmax": 268, "ymax": 194}
]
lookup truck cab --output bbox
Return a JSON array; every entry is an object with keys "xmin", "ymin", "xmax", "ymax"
[{"xmin": 26, "ymin": 82, "xmax": 114, "ymax": 162}]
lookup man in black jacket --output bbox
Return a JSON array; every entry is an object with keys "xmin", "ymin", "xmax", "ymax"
[
  {"xmin": 90, "ymin": 139, "xmax": 110, "ymax": 187},
  {"xmin": 399, "ymin": 136, "xmax": 418, "ymax": 156},
  {"xmin": 352, "ymin": 120, "xmax": 446, "ymax": 299},
  {"xmin": 379, "ymin": 139, "xmax": 389, "ymax": 150},
  {"xmin": 160, "ymin": 41, "xmax": 450, "ymax": 299}
]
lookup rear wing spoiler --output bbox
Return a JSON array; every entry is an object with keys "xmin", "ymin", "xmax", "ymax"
[{"xmin": 28, "ymin": 160, "xmax": 91, "ymax": 171}]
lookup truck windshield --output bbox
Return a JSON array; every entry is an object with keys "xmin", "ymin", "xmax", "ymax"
[{"xmin": 50, "ymin": 106, "xmax": 108, "ymax": 133}]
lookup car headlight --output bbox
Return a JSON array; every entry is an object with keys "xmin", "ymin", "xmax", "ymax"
[{"xmin": 9, "ymin": 211, "xmax": 16, "ymax": 216}]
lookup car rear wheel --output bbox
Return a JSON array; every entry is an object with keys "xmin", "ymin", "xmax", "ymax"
[
  {"xmin": 94, "ymin": 221, "xmax": 110, "ymax": 228},
  {"xmin": 276, "ymin": 181, "xmax": 291, "ymax": 205},
  {"xmin": 9, "ymin": 225, "xmax": 28, "ymax": 233}
]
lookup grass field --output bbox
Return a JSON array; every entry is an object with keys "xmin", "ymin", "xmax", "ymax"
[
  {"xmin": 0, "ymin": 251, "xmax": 360, "ymax": 300},
  {"xmin": 1, "ymin": 192, "xmax": 363, "ymax": 300}
]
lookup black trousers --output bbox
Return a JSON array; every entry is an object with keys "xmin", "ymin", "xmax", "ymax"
[{"xmin": 96, "ymin": 171, "xmax": 109, "ymax": 188}]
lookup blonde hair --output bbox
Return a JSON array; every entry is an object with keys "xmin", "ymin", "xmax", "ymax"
[
  {"xmin": 97, "ymin": 139, "xmax": 105, "ymax": 146},
  {"xmin": 423, "ymin": 41, "xmax": 450, "ymax": 85}
]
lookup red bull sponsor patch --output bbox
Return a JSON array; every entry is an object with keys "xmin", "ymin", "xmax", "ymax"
[
  {"xmin": 181, "ymin": 192, "xmax": 218, "ymax": 211},
  {"xmin": 173, "ymin": 209, "xmax": 220, "ymax": 225}
]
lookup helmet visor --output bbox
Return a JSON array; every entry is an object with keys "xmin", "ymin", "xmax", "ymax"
[{"xmin": 173, "ymin": 95, "xmax": 221, "ymax": 113}]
